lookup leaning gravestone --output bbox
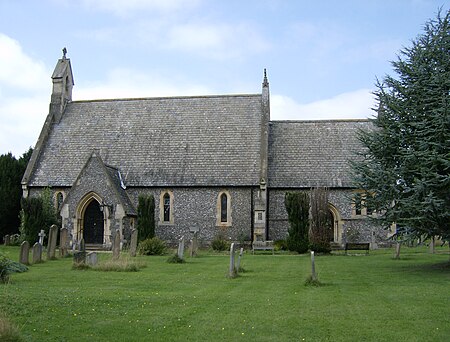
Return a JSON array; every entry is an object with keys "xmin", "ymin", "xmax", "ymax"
[
  {"xmin": 47, "ymin": 224, "xmax": 58, "ymax": 260},
  {"xmin": 19, "ymin": 241, "xmax": 30, "ymax": 265},
  {"xmin": 189, "ymin": 231, "xmax": 198, "ymax": 257},
  {"xmin": 59, "ymin": 227, "xmax": 69, "ymax": 257},
  {"xmin": 112, "ymin": 231, "xmax": 120, "ymax": 260},
  {"xmin": 73, "ymin": 238, "xmax": 86, "ymax": 264},
  {"xmin": 229, "ymin": 242, "xmax": 236, "ymax": 278},
  {"xmin": 4, "ymin": 235, "xmax": 10, "ymax": 246},
  {"xmin": 129, "ymin": 229, "xmax": 138, "ymax": 257},
  {"xmin": 177, "ymin": 236, "xmax": 185, "ymax": 260},
  {"xmin": 86, "ymin": 252, "xmax": 98, "ymax": 266},
  {"xmin": 32, "ymin": 242, "xmax": 43, "ymax": 264}
]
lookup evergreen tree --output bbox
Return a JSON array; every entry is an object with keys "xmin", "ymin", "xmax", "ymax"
[
  {"xmin": 285, "ymin": 192, "xmax": 310, "ymax": 253},
  {"xmin": 0, "ymin": 149, "xmax": 32, "ymax": 239},
  {"xmin": 137, "ymin": 194, "xmax": 155, "ymax": 241},
  {"xmin": 352, "ymin": 10, "xmax": 450, "ymax": 241},
  {"xmin": 309, "ymin": 187, "xmax": 332, "ymax": 253}
]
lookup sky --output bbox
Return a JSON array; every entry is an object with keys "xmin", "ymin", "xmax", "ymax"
[{"xmin": 0, "ymin": 0, "xmax": 448, "ymax": 157}]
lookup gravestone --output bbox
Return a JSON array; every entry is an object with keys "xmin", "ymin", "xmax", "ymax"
[
  {"xmin": 19, "ymin": 241, "xmax": 30, "ymax": 265},
  {"xmin": 4, "ymin": 235, "xmax": 10, "ymax": 246},
  {"xmin": 310, "ymin": 251, "xmax": 317, "ymax": 281},
  {"xmin": 32, "ymin": 242, "xmax": 43, "ymax": 264},
  {"xmin": 177, "ymin": 236, "xmax": 185, "ymax": 260},
  {"xmin": 129, "ymin": 229, "xmax": 138, "ymax": 257},
  {"xmin": 236, "ymin": 247, "xmax": 244, "ymax": 273},
  {"xmin": 189, "ymin": 231, "xmax": 198, "ymax": 257},
  {"xmin": 112, "ymin": 230, "xmax": 120, "ymax": 260},
  {"xmin": 47, "ymin": 225, "xmax": 58, "ymax": 260},
  {"xmin": 229, "ymin": 242, "xmax": 236, "ymax": 277},
  {"xmin": 86, "ymin": 252, "xmax": 98, "ymax": 266},
  {"xmin": 59, "ymin": 227, "xmax": 69, "ymax": 257},
  {"xmin": 73, "ymin": 238, "xmax": 86, "ymax": 264},
  {"xmin": 38, "ymin": 230, "xmax": 46, "ymax": 245}
]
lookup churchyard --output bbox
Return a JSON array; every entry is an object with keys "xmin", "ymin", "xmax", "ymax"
[{"xmin": 0, "ymin": 245, "xmax": 449, "ymax": 341}]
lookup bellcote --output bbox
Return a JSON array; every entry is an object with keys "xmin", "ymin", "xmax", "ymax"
[{"xmin": 50, "ymin": 48, "xmax": 74, "ymax": 123}]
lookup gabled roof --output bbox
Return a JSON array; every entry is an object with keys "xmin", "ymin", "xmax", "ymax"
[
  {"xmin": 27, "ymin": 94, "xmax": 263, "ymax": 187},
  {"xmin": 62, "ymin": 151, "xmax": 136, "ymax": 216},
  {"xmin": 268, "ymin": 119, "xmax": 370, "ymax": 188}
]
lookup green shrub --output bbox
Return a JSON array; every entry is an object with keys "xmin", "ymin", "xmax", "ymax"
[
  {"xmin": 167, "ymin": 254, "xmax": 185, "ymax": 263},
  {"xmin": 0, "ymin": 253, "xmax": 28, "ymax": 283},
  {"xmin": 274, "ymin": 239, "xmax": 288, "ymax": 251},
  {"xmin": 138, "ymin": 237, "xmax": 166, "ymax": 255},
  {"xmin": 211, "ymin": 236, "xmax": 229, "ymax": 251}
]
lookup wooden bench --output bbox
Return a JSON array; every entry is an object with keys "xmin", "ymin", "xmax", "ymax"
[
  {"xmin": 345, "ymin": 243, "xmax": 370, "ymax": 255},
  {"xmin": 252, "ymin": 240, "xmax": 274, "ymax": 254}
]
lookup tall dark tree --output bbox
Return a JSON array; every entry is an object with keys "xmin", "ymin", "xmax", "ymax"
[
  {"xmin": 309, "ymin": 187, "xmax": 332, "ymax": 253},
  {"xmin": 352, "ymin": 10, "xmax": 450, "ymax": 241},
  {"xmin": 285, "ymin": 192, "xmax": 310, "ymax": 253},
  {"xmin": 0, "ymin": 148, "xmax": 32, "ymax": 239},
  {"xmin": 137, "ymin": 194, "xmax": 155, "ymax": 241}
]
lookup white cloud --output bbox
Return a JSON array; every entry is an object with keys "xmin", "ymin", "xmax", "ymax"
[
  {"xmin": 0, "ymin": 34, "xmax": 50, "ymax": 157},
  {"xmin": 74, "ymin": 67, "xmax": 213, "ymax": 100},
  {"xmin": 271, "ymin": 89, "xmax": 376, "ymax": 121},
  {"xmin": 0, "ymin": 34, "xmax": 49, "ymax": 91}
]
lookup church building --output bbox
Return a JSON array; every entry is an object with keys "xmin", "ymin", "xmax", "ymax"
[{"xmin": 22, "ymin": 52, "xmax": 386, "ymax": 249}]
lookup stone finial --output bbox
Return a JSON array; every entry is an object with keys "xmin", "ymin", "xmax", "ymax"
[
  {"xmin": 62, "ymin": 47, "xmax": 67, "ymax": 60},
  {"xmin": 262, "ymin": 68, "xmax": 269, "ymax": 87}
]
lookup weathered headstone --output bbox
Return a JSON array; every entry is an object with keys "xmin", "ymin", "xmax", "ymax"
[
  {"xmin": 189, "ymin": 231, "xmax": 198, "ymax": 257},
  {"xmin": 73, "ymin": 238, "xmax": 86, "ymax": 264},
  {"xmin": 112, "ymin": 230, "xmax": 120, "ymax": 260},
  {"xmin": 19, "ymin": 241, "xmax": 30, "ymax": 265},
  {"xmin": 38, "ymin": 229, "xmax": 46, "ymax": 245},
  {"xmin": 59, "ymin": 227, "xmax": 69, "ymax": 257},
  {"xmin": 32, "ymin": 242, "xmax": 43, "ymax": 264},
  {"xmin": 177, "ymin": 236, "xmax": 185, "ymax": 259},
  {"xmin": 86, "ymin": 252, "xmax": 98, "ymax": 266},
  {"xmin": 229, "ymin": 242, "xmax": 236, "ymax": 278},
  {"xmin": 129, "ymin": 229, "xmax": 138, "ymax": 257},
  {"xmin": 47, "ymin": 224, "xmax": 58, "ymax": 260},
  {"xmin": 310, "ymin": 251, "xmax": 317, "ymax": 281},
  {"xmin": 236, "ymin": 247, "xmax": 244, "ymax": 273},
  {"xmin": 4, "ymin": 235, "xmax": 10, "ymax": 246}
]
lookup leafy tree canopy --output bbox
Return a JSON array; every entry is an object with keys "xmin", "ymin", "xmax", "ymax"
[{"xmin": 352, "ymin": 10, "xmax": 450, "ymax": 240}]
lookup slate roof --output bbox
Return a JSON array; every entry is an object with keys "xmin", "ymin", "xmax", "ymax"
[
  {"xmin": 268, "ymin": 120, "xmax": 370, "ymax": 188},
  {"xmin": 27, "ymin": 94, "xmax": 263, "ymax": 187}
]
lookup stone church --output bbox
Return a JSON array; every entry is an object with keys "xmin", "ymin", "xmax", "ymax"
[{"xmin": 22, "ymin": 52, "xmax": 386, "ymax": 249}]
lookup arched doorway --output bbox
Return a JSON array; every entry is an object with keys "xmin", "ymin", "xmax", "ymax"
[
  {"xmin": 83, "ymin": 200, "xmax": 104, "ymax": 244},
  {"xmin": 327, "ymin": 210, "xmax": 335, "ymax": 242},
  {"xmin": 328, "ymin": 204, "xmax": 343, "ymax": 243}
]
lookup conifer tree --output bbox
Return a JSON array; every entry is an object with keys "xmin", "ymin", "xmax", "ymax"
[
  {"xmin": 285, "ymin": 192, "xmax": 310, "ymax": 253},
  {"xmin": 137, "ymin": 194, "xmax": 155, "ymax": 241},
  {"xmin": 352, "ymin": 10, "xmax": 450, "ymax": 241}
]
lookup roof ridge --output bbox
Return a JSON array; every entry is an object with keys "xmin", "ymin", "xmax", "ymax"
[
  {"xmin": 270, "ymin": 118, "xmax": 371, "ymax": 123},
  {"xmin": 70, "ymin": 93, "xmax": 261, "ymax": 104}
]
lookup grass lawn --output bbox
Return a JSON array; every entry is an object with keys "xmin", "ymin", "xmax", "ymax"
[{"xmin": 1, "ymin": 245, "xmax": 449, "ymax": 341}]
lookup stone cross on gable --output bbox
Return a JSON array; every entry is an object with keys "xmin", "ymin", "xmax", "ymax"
[{"xmin": 38, "ymin": 230, "xmax": 46, "ymax": 245}]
